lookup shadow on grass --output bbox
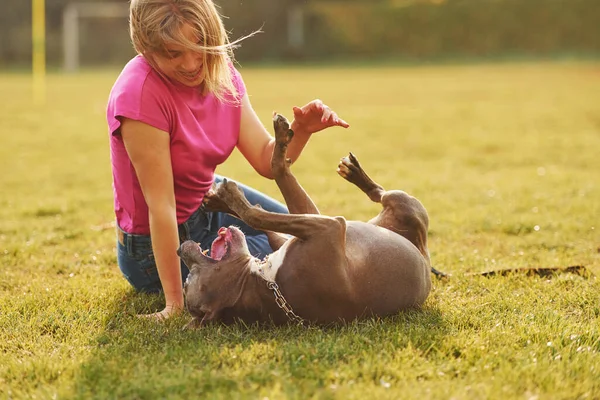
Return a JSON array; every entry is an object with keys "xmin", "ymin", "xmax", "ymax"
[{"xmin": 71, "ymin": 291, "xmax": 447, "ymax": 398}]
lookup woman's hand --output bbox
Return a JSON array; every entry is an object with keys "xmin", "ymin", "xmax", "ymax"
[
  {"xmin": 291, "ymin": 99, "xmax": 350, "ymax": 136},
  {"xmin": 137, "ymin": 303, "xmax": 184, "ymax": 321}
]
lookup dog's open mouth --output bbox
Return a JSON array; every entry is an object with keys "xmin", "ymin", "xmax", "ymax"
[
  {"xmin": 183, "ymin": 227, "xmax": 234, "ymax": 262},
  {"xmin": 209, "ymin": 227, "xmax": 232, "ymax": 261}
]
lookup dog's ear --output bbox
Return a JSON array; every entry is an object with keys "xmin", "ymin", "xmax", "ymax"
[
  {"xmin": 199, "ymin": 309, "xmax": 222, "ymax": 326},
  {"xmin": 204, "ymin": 261, "xmax": 249, "ymax": 308},
  {"xmin": 183, "ymin": 317, "xmax": 203, "ymax": 330}
]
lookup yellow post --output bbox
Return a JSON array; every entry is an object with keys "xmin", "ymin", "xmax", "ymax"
[{"xmin": 32, "ymin": 0, "xmax": 46, "ymax": 105}]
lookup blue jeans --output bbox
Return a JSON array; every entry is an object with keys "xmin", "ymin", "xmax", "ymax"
[{"xmin": 116, "ymin": 176, "xmax": 288, "ymax": 293}]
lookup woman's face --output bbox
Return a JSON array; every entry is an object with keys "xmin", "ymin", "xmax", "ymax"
[{"xmin": 151, "ymin": 23, "xmax": 206, "ymax": 88}]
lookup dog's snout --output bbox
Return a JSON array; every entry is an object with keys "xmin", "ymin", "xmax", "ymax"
[{"xmin": 176, "ymin": 246, "xmax": 182, "ymax": 257}]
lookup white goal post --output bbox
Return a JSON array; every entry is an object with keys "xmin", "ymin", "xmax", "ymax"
[
  {"xmin": 62, "ymin": 2, "xmax": 305, "ymax": 72},
  {"xmin": 63, "ymin": 2, "xmax": 129, "ymax": 72}
]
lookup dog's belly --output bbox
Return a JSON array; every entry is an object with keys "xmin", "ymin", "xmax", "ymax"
[
  {"xmin": 274, "ymin": 221, "xmax": 430, "ymax": 323},
  {"xmin": 343, "ymin": 222, "xmax": 431, "ymax": 314}
]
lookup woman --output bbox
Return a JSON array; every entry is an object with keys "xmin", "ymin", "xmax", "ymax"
[{"xmin": 107, "ymin": 0, "xmax": 349, "ymax": 319}]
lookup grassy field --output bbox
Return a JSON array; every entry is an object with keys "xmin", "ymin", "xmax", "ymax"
[{"xmin": 1, "ymin": 61, "xmax": 599, "ymax": 399}]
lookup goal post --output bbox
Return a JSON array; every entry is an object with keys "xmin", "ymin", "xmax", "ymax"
[
  {"xmin": 287, "ymin": 2, "xmax": 305, "ymax": 50},
  {"xmin": 63, "ymin": 2, "xmax": 129, "ymax": 72},
  {"xmin": 62, "ymin": 2, "xmax": 306, "ymax": 72},
  {"xmin": 32, "ymin": 0, "xmax": 46, "ymax": 104}
]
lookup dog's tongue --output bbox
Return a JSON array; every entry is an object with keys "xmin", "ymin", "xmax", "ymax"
[{"xmin": 211, "ymin": 227, "xmax": 229, "ymax": 260}]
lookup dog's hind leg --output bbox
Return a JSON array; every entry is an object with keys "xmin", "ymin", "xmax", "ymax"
[
  {"xmin": 337, "ymin": 152, "xmax": 433, "ymax": 268},
  {"xmin": 336, "ymin": 152, "xmax": 386, "ymax": 204},
  {"xmin": 338, "ymin": 153, "xmax": 447, "ymax": 277},
  {"xmin": 271, "ymin": 113, "xmax": 320, "ymax": 215}
]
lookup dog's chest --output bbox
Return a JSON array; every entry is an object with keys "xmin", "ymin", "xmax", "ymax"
[{"xmin": 250, "ymin": 239, "xmax": 292, "ymax": 281}]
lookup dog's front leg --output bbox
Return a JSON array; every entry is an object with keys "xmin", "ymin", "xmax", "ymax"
[
  {"xmin": 215, "ymin": 179, "xmax": 344, "ymax": 241},
  {"xmin": 271, "ymin": 113, "xmax": 320, "ymax": 215}
]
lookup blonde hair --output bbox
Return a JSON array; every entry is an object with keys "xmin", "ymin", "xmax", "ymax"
[{"xmin": 129, "ymin": 0, "xmax": 253, "ymax": 102}]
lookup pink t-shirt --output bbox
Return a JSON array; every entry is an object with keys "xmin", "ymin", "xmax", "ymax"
[{"xmin": 106, "ymin": 55, "xmax": 246, "ymax": 234}]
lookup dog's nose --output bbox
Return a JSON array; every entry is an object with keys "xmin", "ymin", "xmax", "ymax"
[{"xmin": 176, "ymin": 246, "xmax": 182, "ymax": 257}]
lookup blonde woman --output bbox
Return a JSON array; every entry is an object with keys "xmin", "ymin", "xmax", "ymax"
[{"xmin": 106, "ymin": 0, "xmax": 349, "ymax": 319}]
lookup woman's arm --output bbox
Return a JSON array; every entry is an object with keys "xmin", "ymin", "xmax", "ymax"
[
  {"xmin": 237, "ymin": 94, "xmax": 350, "ymax": 179},
  {"xmin": 236, "ymin": 93, "xmax": 276, "ymax": 178},
  {"xmin": 120, "ymin": 118, "xmax": 184, "ymax": 319}
]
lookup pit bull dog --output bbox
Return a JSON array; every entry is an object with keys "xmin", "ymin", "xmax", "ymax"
[{"xmin": 178, "ymin": 114, "xmax": 432, "ymax": 328}]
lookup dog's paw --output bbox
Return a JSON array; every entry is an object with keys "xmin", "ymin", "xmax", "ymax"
[
  {"xmin": 273, "ymin": 113, "xmax": 294, "ymax": 146},
  {"xmin": 215, "ymin": 179, "xmax": 244, "ymax": 204},
  {"xmin": 337, "ymin": 152, "xmax": 362, "ymax": 179}
]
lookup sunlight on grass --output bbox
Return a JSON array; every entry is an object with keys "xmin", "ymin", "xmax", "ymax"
[{"xmin": 1, "ymin": 62, "xmax": 599, "ymax": 399}]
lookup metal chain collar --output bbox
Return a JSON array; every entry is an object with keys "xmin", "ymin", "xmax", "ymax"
[
  {"xmin": 265, "ymin": 280, "xmax": 305, "ymax": 326},
  {"xmin": 256, "ymin": 260, "xmax": 305, "ymax": 326}
]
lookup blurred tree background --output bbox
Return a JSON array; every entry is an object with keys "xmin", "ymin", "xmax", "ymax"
[{"xmin": 1, "ymin": 0, "xmax": 599, "ymax": 69}]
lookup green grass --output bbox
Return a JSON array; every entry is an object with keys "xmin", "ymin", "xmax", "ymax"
[{"xmin": 1, "ymin": 61, "xmax": 599, "ymax": 399}]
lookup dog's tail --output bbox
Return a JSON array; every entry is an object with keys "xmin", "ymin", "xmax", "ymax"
[{"xmin": 431, "ymin": 266, "xmax": 450, "ymax": 279}]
